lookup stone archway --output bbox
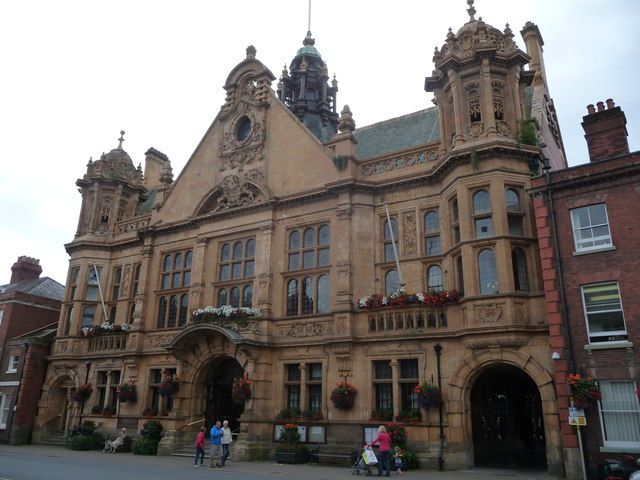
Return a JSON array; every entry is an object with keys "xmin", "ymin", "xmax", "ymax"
[
  {"xmin": 35, "ymin": 368, "xmax": 81, "ymax": 441},
  {"xmin": 448, "ymin": 349, "xmax": 562, "ymax": 475}
]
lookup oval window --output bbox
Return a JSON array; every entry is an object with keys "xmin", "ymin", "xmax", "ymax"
[{"xmin": 236, "ymin": 116, "xmax": 251, "ymax": 141}]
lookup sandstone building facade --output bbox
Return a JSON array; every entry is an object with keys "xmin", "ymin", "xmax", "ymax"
[{"xmin": 35, "ymin": 3, "xmax": 575, "ymax": 475}]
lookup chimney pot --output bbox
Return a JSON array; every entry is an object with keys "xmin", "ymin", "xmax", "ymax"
[
  {"xmin": 597, "ymin": 101, "xmax": 605, "ymax": 112},
  {"xmin": 10, "ymin": 256, "xmax": 43, "ymax": 284},
  {"xmin": 582, "ymin": 100, "xmax": 630, "ymax": 162},
  {"xmin": 587, "ymin": 104, "xmax": 595, "ymax": 115},
  {"xmin": 606, "ymin": 98, "xmax": 615, "ymax": 109}
]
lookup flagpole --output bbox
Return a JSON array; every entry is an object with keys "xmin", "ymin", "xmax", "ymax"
[
  {"xmin": 93, "ymin": 263, "xmax": 108, "ymax": 322},
  {"xmin": 384, "ymin": 203, "xmax": 405, "ymax": 291}
]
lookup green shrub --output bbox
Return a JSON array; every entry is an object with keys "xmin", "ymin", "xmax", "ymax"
[
  {"xmin": 385, "ymin": 422, "xmax": 407, "ymax": 447},
  {"xmin": 517, "ymin": 119, "xmax": 538, "ymax": 147},
  {"xmin": 133, "ymin": 437, "xmax": 159, "ymax": 455},
  {"xmin": 140, "ymin": 420, "xmax": 163, "ymax": 440},
  {"xmin": 400, "ymin": 448, "xmax": 420, "ymax": 470},
  {"xmin": 67, "ymin": 433, "xmax": 103, "ymax": 451},
  {"xmin": 276, "ymin": 407, "xmax": 302, "ymax": 421}
]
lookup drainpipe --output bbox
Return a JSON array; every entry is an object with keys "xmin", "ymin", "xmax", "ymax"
[{"xmin": 434, "ymin": 343, "xmax": 445, "ymax": 471}]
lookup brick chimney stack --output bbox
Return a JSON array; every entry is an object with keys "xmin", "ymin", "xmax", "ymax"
[
  {"xmin": 10, "ymin": 256, "xmax": 43, "ymax": 284},
  {"xmin": 582, "ymin": 99, "xmax": 630, "ymax": 162}
]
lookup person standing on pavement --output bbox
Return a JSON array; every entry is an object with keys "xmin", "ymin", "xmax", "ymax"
[
  {"xmin": 209, "ymin": 421, "xmax": 223, "ymax": 468},
  {"xmin": 367, "ymin": 425, "xmax": 391, "ymax": 477},
  {"xmin": 194, "ymin": 427, "xmax": 205, "ymax": 467},
  {"xmin": 220, "ymin": 420, "xmax": 232, "ymax": 466}
]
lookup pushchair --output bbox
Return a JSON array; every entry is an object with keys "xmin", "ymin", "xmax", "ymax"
[{"xmin": 351, "ymin": 445, "xmax": 376, "ymax": 476}]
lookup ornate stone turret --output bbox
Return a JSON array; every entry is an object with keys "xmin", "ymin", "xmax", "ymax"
[
  {"xmin": 75, "ymin": 131, "xmax": 147, "ymax": 236},
  {"xmin": 425, "ymin": 0, "xmax": 531, "ymax": 152},
  {"xmin": 277, "ymin": 31, "xmax": 339, "ymax": 142},
  {"xmin": 338, "ymin": 105, "xmax": 356, "ymax": 133}
]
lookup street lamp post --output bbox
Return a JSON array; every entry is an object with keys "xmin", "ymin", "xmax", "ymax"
[{"xmin": 78, "ymin": 361, "xmax": 91, "ymax": 427}]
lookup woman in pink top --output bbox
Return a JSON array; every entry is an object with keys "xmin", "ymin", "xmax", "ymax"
[
  {"xmin": 194, "ymin": 427, "xmax": 205, "ymax": 467},
  {"xmin": 367, "ymin": 425, "xmax": 391, "ymax": 477}
]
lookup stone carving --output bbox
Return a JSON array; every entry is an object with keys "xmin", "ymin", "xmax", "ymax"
[
  {"xmin": 199, "ymin": 175, "xmax": 264, "ymax": 214},
  {"xmin": 145, "ymin": 334, "xmax": 177, "ymax": 348},
  {"xmin": 243, "ymin": 167, "xmax": 264, "ymax": 182},
  {"xmin": 467, "ymin": 121, "xmax": 485, "ymax": 138},
  {"xmin": 281, "ymin": 322, "xmax": 331, "ymax": 338},
  {"xmin": 55, "ymin": 340, "xmax": 69, "ymax": 353},
  {"xmin": 402, "ymin": 211, "xmax": 417, "ymax": 255},
  {"xmin": 464, "ymin": 335, "xmax": 529, "ymax": 350},
  {"xmin": 121, "ymin": 264, "xmax": 131, "ymax": 297},
  {"xmin": 115, "ymin": 216, "xmax": 150, "ymax": 234},
  {"xmin": 360, "ymin": 148, "xmax": 438, "ymax": 177},
  {"xmin": 208, "ymin": 319, "xmax": 262, "ymax": 335},
  {"xmin": 496, "ymin": 120, "xmax": 510, "ymax": 136},
  {"xmin": 218, "ymin": 104, "xmax": 267, "ymax": 172},
  {"xmin": 476, "ymin": 303, "xmax": 503, "ymax": 323}
]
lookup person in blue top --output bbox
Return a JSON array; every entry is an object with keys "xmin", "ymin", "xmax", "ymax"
[{"xmin": 209, "ymin": 421, "xmax": 222, "ymax": 468}]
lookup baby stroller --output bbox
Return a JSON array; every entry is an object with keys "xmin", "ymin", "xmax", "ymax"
[{"xmin": 351, "ymin": 445, "xmax": 376, "ymax": 476}]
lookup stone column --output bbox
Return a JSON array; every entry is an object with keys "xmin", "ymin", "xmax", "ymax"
[
  {"xmin": 188, "ymin": 237, "xmax": 208, "ymax": 314},
  {"xmin": 391, "ymin": 360, "xmax": 399, "ymax": 418},
  {"xmin": 133, "ymin": 243, "xmax": 154, "ymax": 328},
  {"xmin": 480, "ymin": 58, "xmax": 497, "ymax": 136},
  {"xmin": 448, "ymin": 70, "xmax": 464, "ymax": 146},
  {"xmin": 256, "ymin": 223, "xmax": 274, "ymax": 317},
  {"xmin": 299, "ymin": 363, "xmax": 308, "ymax": 413}
]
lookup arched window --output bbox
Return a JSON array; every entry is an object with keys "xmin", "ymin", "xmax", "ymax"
[
  {"xmin": 383, "ymin": 218, "xmax": 398, "ymax": 262},
  {"xmin": 289, "ymin": 230, "xmax": 300, "ymax": 250},
  {"xmin": 168, "ymin": 295, "xmax": 178, "ymax": 328},
  {"xmin": 385, "ymin": 270, "xmax": 401, "ymax": 295},
  {"xmin": 221, "ymin": 243, "xmax": 231, "ymax": 262},
  {"xmin": 317, "ymin": 275, "xmax": 329, "ymax": 313},
  {"xmin": 161, "ymin": 249, "xmax": 192, "ymax": 289},
  {"xmin": 303, "ymin": 227, "xmax": 315, "ymax": 248},
  {"xmin": 302, "ymin": 277, "xmax": 314, "ymax": 314},
  {"xmin": 232, "ymin": 241, "xmax": 243, "ymax": 260},
  {"xmin": 217, "ymin": 288, "xmax": 228, "ymax": 307},
  {"xmin": 81, "ymin": 306, "xmax": 95, "ymax": 329},
  {"xmin": 287, "ymin": 279, "xmax": 299, "ymax": 316},
  {"xmin": 157, "ymin": 297, "xmax": 167, "ymax": 328},
  {"xmin": 174, "ymin": 253, "xmax": 183, "ymax": 270},
  {"xmin": 473, "ymin": 190, "xmax": 493, "ymax": 239},
  {"xmin": 185, "ymin": 251, "xmax": 193, "ymax": 269},
  {"xmin": 424, "ymin": 211, "xmax": 441, "ymax": 256},
  {"xmin": 242, "ymin": 285, "xmax": 253, "ymax": 308},
  {"xmin": 163, "ymin": 254, "xmax": 173, "ymax": 272},
  {"xmin": 246, "ymin": 238, "xmax": 256, "ymax": 258},
  {"xmin": 456, "ymin": 255, "xmax": 465, "ymax": 297},
  {"xmin": 219, "ymin": 238, "xmax": 255, "ymax": 281},
  {"xmin": 111, "ymin": 267, "xmax": 122, "ymax": 300},
  {"xmin": 179, "ymin": 294, "xmax": 188, "ymax": 326},
  {"xmin": 230, "ymin": 287, "xmax": 240, "ymax": 308},
  {"xmin": 506, "ymin": 188, "xmax": 524, "ymax": 236},
  {"xmin": 318, "ymin": 224, "xmax": 330, "ymax": 245},
  {"xmin": 427, "ymin": 265, "xmax": 443, "ymax": 292},
  {"xmin": 317, "ymin": 224, "xmax": 330, "ymax": 266},
  {"xmin": 450, "ymin": 197, "xmax": 461, "ymax": 244},
  {"xmin": 478, "ymin": 249, "xmax": 499, "ymax": 295},
  {"xmin": 512, "ymin": 248, "xmax": 530, "ymax": 292},
  {"xmin": 86, "ymin": 267, "xmax": 101, "ymax": 301}
]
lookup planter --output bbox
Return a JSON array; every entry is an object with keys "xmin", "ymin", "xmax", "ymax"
[{"xmin": 274, "ymin": 450, "xmax": 310, "ymax": 464}]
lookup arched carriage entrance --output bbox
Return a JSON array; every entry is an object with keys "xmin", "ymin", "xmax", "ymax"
[
  {"xmin": 470, "ymin": 364, "xmax": 547, "ymax": 469},
  {"xmin": 202, "ymin": 357, "xmax": 245, "ymax": 434}
]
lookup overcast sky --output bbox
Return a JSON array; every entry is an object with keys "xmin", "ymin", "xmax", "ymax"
[{"xmin": 1, "ymin": 0, "xmax": 638, "ymax": 286}]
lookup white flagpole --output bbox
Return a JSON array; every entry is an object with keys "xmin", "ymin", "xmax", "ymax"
[
  {"xmin": 384, "ymin": 203, "xmax": 405, "ymax": 291},
  {"xmin": 92, "ymin": 263, "xmax": 108, "ymax": 322}
]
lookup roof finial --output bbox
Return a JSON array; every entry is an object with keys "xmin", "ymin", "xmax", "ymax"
[
  {"xmin": 467, "ymin": 0, "xmax": 476, "ymax": 22},
  {"xmin": 118, "ymin": 130, "xmax": 125, "ymax": 149}
]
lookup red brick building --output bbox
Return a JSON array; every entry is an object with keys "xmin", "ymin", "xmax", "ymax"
[
  {"xmin": 531, "ymin": 100, "xmax": 640, "ymax": 476},
  {"xmin": 0, "ymin": 257, "xmax": 63, "ymax": 443}
]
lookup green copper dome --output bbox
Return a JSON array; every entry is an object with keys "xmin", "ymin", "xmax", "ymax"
[{"xmin": 295, "ymin": 31, "xmax": 322, "ymax": 59}]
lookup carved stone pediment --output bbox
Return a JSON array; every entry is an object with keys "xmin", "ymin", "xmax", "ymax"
[
  {"xmin": 196, "ymin": 175, "xmax": 268, "ymax": 215},
  {"xmin": 464, "ymin": 335, "xmax": 529, "ymax": 350}
]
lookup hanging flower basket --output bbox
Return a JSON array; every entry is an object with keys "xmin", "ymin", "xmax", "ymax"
[
  {"xmin": 568, "ymin": 373, "xmax": 601, "ymax": 409},
  {"xmin": 330, "ymin": 381, "xmax": 358, "ymax": 410},
  {"xmin": 158, "ymin": 379, "xmax": 180, "ymax": 397},
  {"xmin": 415, "ymin": 382, "xmax": 441, "ymax": 409},
  {"xmin": 73, "ymin": 383, "xmax": 93, "ymax": 403},
  {"xmin": 358, "ymin": 290, "xmax": 459, "ymax": 310},
  {"xmin": 231, "ymin": 374, "xmax": 252, "ymax": 404},
  {"xmin": 116, "ymin": 383, "xmax": 137, "ymax": 403}
]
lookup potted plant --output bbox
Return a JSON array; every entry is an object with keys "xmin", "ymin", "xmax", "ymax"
[
  {"xmin": 133, "ymin": 420, "xmax": 164, "ymax": 455},
  {"xmin": 274, "ymin": 423, "xmax": 310, "ymax": 464},
  {"xmin": 73, "ymin": 383, "xmax": 93, "ymax": 403},
  {"xmin": 116, "ymin": 383, "xmax": 137, "ymax": 403},
  {"xmin": 102, "ymin": 405, "xmax": 116, "ymax": 417},
  {"xmin": 395, "ymin": 409, "xmax": 421, "ymax": 423},
  {"xmin": 370, "ymin": 408, "xmax": 393, "ymax": 422},
  {"xmin": 231, "ymin": 373, "xmax": 252, "ymax": 404},
  {"xmin": 158, "ymin": 378, "xmax": 179, "ymax": 397},
  {"xmin": 276, "ymin": 407, "xmax": 302, "ymax": 422},
  {"xmin": 330, "ymin": 381, "xmax": 358, "ymax": 410},
  {"xmin": 568, "ymin": 373, "xmax": 601, "ymax": 409},
  {"xmin": 301, "ymin": 410, "xmax": 323, "ymax": 421},
  {"xmin": 415, "ymin": 381, "xmax": 441, "ymax": 409},
  {"xmin": 385, "ymin": 422, "xmax": 407, "ymax": 448}
]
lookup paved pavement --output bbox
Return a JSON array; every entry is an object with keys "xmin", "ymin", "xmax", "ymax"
[{"xmin": 0, "ymin": 444, "xmax": 561, "ymax": 480}]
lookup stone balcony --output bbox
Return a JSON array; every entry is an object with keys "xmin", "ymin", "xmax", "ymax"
[{"xmin": 87, "ymin": 333, "xmax": 129, "ymax": 353}]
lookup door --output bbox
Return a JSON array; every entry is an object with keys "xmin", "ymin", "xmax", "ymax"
[{"xmin": 203, "ymin": 357, "xmax": 245, "ymax": 435}]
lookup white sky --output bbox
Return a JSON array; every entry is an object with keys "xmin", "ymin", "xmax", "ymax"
[{"xmin": 1, "ymin": 0, "xmax": 638, "ymax": 285}]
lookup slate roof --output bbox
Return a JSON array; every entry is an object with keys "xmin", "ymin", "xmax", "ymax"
[
  {"xmin": 353, "ymin": 107, "xmax": 440, "ymax": 160},
  {"xmin": 0, "ymin": 277, "xmax": 64, "ymax": 301}
]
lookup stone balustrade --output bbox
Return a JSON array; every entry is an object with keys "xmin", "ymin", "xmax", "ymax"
[{"xmin": 87, "ymin": 333, "xmax": 128, "ymax": 352}]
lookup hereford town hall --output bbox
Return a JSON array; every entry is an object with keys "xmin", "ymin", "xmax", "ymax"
[{"xmin": 34, "ymin": 2, "xmax": 577, "ymax": 476}]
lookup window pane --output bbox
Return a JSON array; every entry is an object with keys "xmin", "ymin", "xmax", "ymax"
[
  {"xmin": 308, "ymin": 363, "xmax": 322, "ymax": 380},
  {"xmin": 308, "ymin": 384, "xmax": 322, "ymax": 411},
  {"xmin": 302, "ymin": 277, "xmax": 314, "ymax": 314},
  {"xmin": 287, "ymin": 279, "xmax": 298, "ymax": 316},
  {"xmin": 374, "ymin": 360, "xmax": 392, "ymax": 380},
  {"xmin": 185, "ymin": 251, "xmax": 193, "ymax": 268},
  {"xmin": 473, "ymin": 190, "xmax": 491, "ymax": 214},
  {"xmin": 456, "ymin": 256, "xmax": 465, "ymax": 296},
  {"xmin": 183, "ymin": 270, "xmax": 191, "ymax": 287},
  {"xmin": 424, "ymin": 211, "xmax": 440, "ymax": 234},
  {"xmin": 599, "ymin": 381, "xmax": 640, "ymax": 444},
  {"xmin": 289, "ymin": 230, "xmax": 300, "ymax": 250},
  {"xmin": 375, "ymin": 383, "xmax": 393, "ymax": 411},
  {"xmin": 303, "ymin": 250, "xmax": 315, "ymax": 269},
  {"xmin": 384, "ymin": 243, "xmax": 395, "ymax": 262},
  {"xmin": 401, "ymin": 383, "xmax": 419, "ymax": 411},
  {"xmin": 244, "ymin": 260, "xmax": 254, "ymax": 277},
  {"xmin": 288, "ymin": 253, "xmax": 300, "ymax": 271},
  {"xmin": 589, "ymin": 204, "xmax": 608, "ymax": 225},
  {"xmin": 318, "ymin": 225, "xmax": 330, "ymax": 245},
  {"xmin": 317, "ymin": 275, "xmax": 329, "ymax": 313},
  {"xmin": 168, "ymin": 296, "xmax": 178, "ymax": 328},
  {"xmin": 221, "ymin": 243, "xmax": 231, "ymax": 261},
  {"xmin": 86, "ymin": 285, "xmax": 99, "ymax": 301},
  {"xmin": 163, "ymin": 255, "xmax": 172, "ymax": 272},
  {"xmin": 230, "ymin": 287, "xmax": 240, "ymax": 307},
  {"xmin": 451, "ymin": 198, "xmax": 459, "ymax": 222},
  {"xmin": 219, "ymin": 265, "xmax": 230, "ymax": 281},
  {"xmin": 384, "ymin": 219, "xmax": 398, "ymax": 241},
  {"xmin": 505, "ymin": 189, "xmax": 520, "ymax": 211},
  {"xmin": 508, "ymin": 215, "xmax": 524, "ymax": 236},
  {"xmin": 400, "ymin": 359, "xmax": 418, "ymax": 379},
  {"xmin": 428, "ymin": 265, "xmax": 443, "ymax": 292},
  {"xmin": 475, "ymin": 217, "xmax": 493, "ymax": 238},
  {"xmin": 478, "ymin": 249, "xmax": 499, "ymax": 295},
  {"xmin": 242, "ymin": 285, "xmax": 253, "ymax": 307},
  {"xmin": 157, "ymin": 298, "xmax": 167, "ymax": 328},
  {"xmin": 385, "ymin": 270, "xmax": 401, "ymax": 295},
  {"xmin": 287, "ymin": 385, "xmax": 300, "ymax": 409},
  {"xmin": 174, "ymin": 253, "xmax": 183, "ymax": 269},
  {"xmin": 217, "ymin": 289, "xmax": 228, "ymax": 307},
  {"xmin": 584, "ymin": 283, "xmax": 622, "ymax": 312},
  {"xmin": 318, "ymin": 248, "xmax": 330, "ymax": 266},
  {"xmin": 512, "ymin": 248, "xmax": 530, "ymax": 292},
  {"xmin": 82, "ymin": 307, "xmax": 96, "ymax": 328},
  {"xmin": 287, "ymin": 365, "xmax": 301, "ymax": 382},
  {"xmin": 172, "ymin": 272, "xmax": 181, "ymax": 288},
  {"xmin": 232, "ymin": 241, "xmax": 243, "ymax": 260},
  {"xmin": 245, "ymin": 239, "xmax": 255, "ymax": 258},
  {"xmin": 425, "ymin": 236, "xmax": 441, "ymax": 256},
  {"xmin": 303, "ymin": 228, "xmax": 315, "ymax": 247},
  {"xmin": 232, "ymin": 262, "xmax": 242, "ymax": 279},
  {"xmin": 179, "ymin": 294, "xmax": 188, "ymax": 326}
]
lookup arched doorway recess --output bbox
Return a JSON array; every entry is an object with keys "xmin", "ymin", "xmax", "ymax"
[
  {"xmin": 201, "ymin": 356, "xmax": 245, "ymax": 434},
  {"xmin": 471, "ymin": 364, "xmax": 547, "ymax": 469}
]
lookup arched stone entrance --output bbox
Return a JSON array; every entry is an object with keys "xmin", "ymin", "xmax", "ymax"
[
  {"xmin": 34, "ymin": 368, "xmax": 80, "ymax": 441},
  {"xmin": 471, "ymin": 364, "xmax": 546, "ymax": 469},
  {"xmin": 200, "ymin": 356, "xmax": 245, "ymax": 434},
  {"xmin": 448, "ymin": 348, "xmax": 562, "ymax": 475}
]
